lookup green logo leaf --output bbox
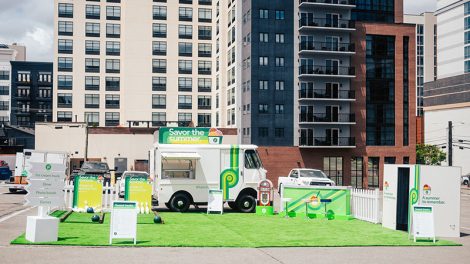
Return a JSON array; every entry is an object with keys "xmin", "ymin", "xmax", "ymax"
[{"xmin": 45, "ymin": 164, "xmax": 52, "ymax": 171}]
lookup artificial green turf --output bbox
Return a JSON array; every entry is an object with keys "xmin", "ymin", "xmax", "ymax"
[{"xmin": 11, "ymin": 212, "xmax": 459, "ymax": 247}]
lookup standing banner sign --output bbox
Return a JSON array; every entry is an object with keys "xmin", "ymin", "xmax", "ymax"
[
  {"xmin": 110, "ymin": 201, "xmax": 138, "ymax": 245},
  {"xmin": 412, "ymin": 206, "xmax": 435, "ymax": 242},
  {"xmin": 73, "ymin": 175, "xmax": 103, "ymax": 211},
  {"xmin": 207, "ymin": 189, "xmax": 223, "ymax": 214},
  {"xmin": 124, "ymin": 176, "xmax": 152, "ymax": 213}
]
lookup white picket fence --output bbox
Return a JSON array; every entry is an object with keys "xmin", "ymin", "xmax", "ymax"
[
  {"xmin": 63, "ymin": 181, "xmax": 121, "ymax": 212},
  {"xmin": 350, "ymin": 188, "xmax": 381, "ymax": 224}
]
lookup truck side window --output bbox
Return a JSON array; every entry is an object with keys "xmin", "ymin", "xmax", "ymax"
[
  {"xmin": 244, "ymin": 150, "xmax": 262, "ymax": 169},
  {"xmin": 161, "ymin": 159, "xmax": 195, "ymax": 179},
  {"xmin": 289, "ymin": 170, "xmax": 298, "ymax": 178}
]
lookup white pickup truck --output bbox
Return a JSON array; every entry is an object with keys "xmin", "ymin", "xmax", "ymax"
[{"xmin": 277, "ymin": 168, "xmax": 335, "ymax": 192}]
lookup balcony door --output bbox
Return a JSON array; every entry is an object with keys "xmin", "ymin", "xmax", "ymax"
[
  {"xmin": 326, "ymin": 82, "xmax": 339, "ymax": 98},
  {"xmin": 326, "ymin": 59, "xmax": 339, "ymax": 75},
  {"xmin": 326, "ymin": 128, "xmax": 340, "ymax": 146},
  {"xmin": 326, "ymin": 105, "xmax": 339, "ymax": 122},
  {"xmin": 326, "ymin": 36, "xmax": 340, "ymax": 51},
  {"xmin": 300, "ymin": 129, "xmax": 314, "ymax": 146},
  {"xmin": 300, "ymin": 105, "xmax": 314, "ymax": 122},
  {"xmin": 326, "ymin": 13, "xmax": 339, "ymax": 28}
]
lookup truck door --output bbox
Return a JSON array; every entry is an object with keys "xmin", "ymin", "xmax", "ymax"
[
  {"xmin": 220, "ymin": 147, "xmax": 242, "ymax": 201},
  {"xmin": 243, "ymin": 149, "xmax": 263, "ymax": 185}
]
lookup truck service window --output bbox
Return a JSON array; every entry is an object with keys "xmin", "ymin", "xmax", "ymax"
[
  {"xmin": 244, "ymin": 150, "xmax": 262, "ymax": 169},
  {"xmin": 162, "ymin": 159, "xmax": 195, "ymax": 179}
]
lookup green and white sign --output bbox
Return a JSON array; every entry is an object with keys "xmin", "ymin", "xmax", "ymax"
[
  {"xmin": 109, "ymin": 201, "xmax": 138, "ymax": 245},
  {"xmin": 124, "ymin": 176, "xmax": 152, "ymax": 213},
  {"xmin": 24, "ymin": 162, "xmax": 66, "ymax": 207},
  {"xmin": 280, "ymin": 186, "xmax": 352, "ymax": 219},
  {"xmin": 73, "ymin": 175, "xmax": 103, "ymax": 211},
  {"xmin": 412, "ymin": 206, "xmax": 435, "ymax": 242},
  {"xmin": 159, "ymin": 127, "xmax": 223, "ymax": 145}
]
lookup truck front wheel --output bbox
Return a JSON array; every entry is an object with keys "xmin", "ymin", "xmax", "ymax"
[
  {"xmin": 169, "ymin": 193, "xmax": 191, "ymax": 212},
  {"xmin": 236, "ymin": 194, "xmax": 256, "ymax": 213}
]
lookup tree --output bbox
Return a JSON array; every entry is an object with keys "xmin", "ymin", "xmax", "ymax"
[{"xmin": 416, "ymin": 144, "xmax": 446, "ymax": 165}]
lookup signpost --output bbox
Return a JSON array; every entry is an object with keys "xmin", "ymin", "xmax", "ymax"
[
  {"xmin": 109, "ymin": 201, "xmax": 138, "ymax": 245},
  {"xmin": 124, "ymin": 176, "xmax": 152, "ymax": 214},
  {"xmin": 207, "ymin": 189, "xmax": 223, "ymax": 214},
  {"xmin": 412, "ymin": 206, "xmax": 435, "ymax": 243},
  {"xmin": 24, "ymin": 162, "xmax": 66, "ymax": 243}
]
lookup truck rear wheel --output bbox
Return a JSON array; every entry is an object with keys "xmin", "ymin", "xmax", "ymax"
[
  {"xmin": 228, "ymin": 201, "xmax": 238, "ymax": 211},
  {"xmin": 169, "ymin": 193, "xmax": 191, "ymax": 212},
  {"xmin": 236, "ymin": 194, "xmax": 256, "ymax": 213}
]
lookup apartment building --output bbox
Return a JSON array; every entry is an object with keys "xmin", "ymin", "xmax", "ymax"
[
  {"xmin": 10, "ymin": 62, "xmax": 53, "ymax": 127},
  {"xmin": 0, "ymin": 44, "xmax": 25, "ymax": 125},
  {"xmin": 54, "ymin": 0, "xmax": 215, "ymax": 127}
]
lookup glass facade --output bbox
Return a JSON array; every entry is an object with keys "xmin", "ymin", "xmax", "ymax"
[
  {"xmin": 416, "ymin": 25, "xmax": 424, "ymax": 116},
  {"xmin": 465, "ymin": 2, "xmax": 470, "ymax": 73},
  {"xmin": 352, "ymin": 0, "xmax": 395, "ymax": 23},
  {"xmin": 366, "ymin": 35, "xmax": 395, "ymax": 146}
]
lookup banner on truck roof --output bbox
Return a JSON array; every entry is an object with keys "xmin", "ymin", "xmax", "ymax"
[{"xmin": 159, "ymin": 127, "xmax": 223, "ymax": 145}]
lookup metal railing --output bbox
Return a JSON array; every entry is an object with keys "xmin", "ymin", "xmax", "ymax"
[
  {"xmin": 299, "ymin": 65, "xmax": 355, "ymax": 76},
  {"xmin": 299, "ymin": 41, "xmax": 355, "ymax": 52},
  {"xmin": 299, "ymin": 89, "xmax": 355, "ymax": 99},
  {"xmin": 299, "ymin": 136, "xmax": 355, "ymax": 147},
  {"xmin": 300, "ymin": 17, "xmax": 355, "ymax": 29},
  {"xmin": 299, "ymin": 0, "xmax": 356, "ymax": 6},
  {"xmin": 299, "ymin": 113, "xmax": 355, "ymax": 123}
]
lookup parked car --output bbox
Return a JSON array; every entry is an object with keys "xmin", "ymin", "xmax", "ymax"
[
  {"xmin": 0, "ymin": 166, "xmax": 12, "ymax": 181},
  {"xmin": 462, "ymin": 174, "xmax": 469, "ymax": 186},
  {"xmin": 118, "ymin": 171, "xmax": 151, "ymax": 198},
  {"xmin": 278, "ymin": 168, "xmax": 335, "ymax": 193},
  {"xmin": 77, "ymin": 161, "xmax": 111, "ymax": 185}
]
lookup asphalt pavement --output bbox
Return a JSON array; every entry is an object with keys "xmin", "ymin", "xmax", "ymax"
[{"xmin": 0, "ymin": 185, "xmax": 469, "ymax": 264}]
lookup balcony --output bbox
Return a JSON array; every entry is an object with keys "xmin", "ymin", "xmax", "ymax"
[
  {"xmin": 299, "ymin": 89, "xmax": 355, "ymax": 100},
  {"xmin": 299, "ymin": 65, "xmax": 355, "ymax": 77},
  {"xmin": 299, "ymin": 0, "xmax": 356, "ymax": 8},
  {"xmin": 299, "ymin": 41, "xmax": 355, "ymax": 54},
  {"xmin": 36, "ymin": 96, "xmax": 52, "ymax": 101},
  {"xmin": 299, "ymin": 18, "xmax": 355, "ymax": 31},
  {"xmin": 15, "ymin": 94, "xmax": 31, "ymax": 100},
  {"xmin": 299, "ymin": 136, "xmax": 356, "ymax": 148},
  {"xmin": 299, "ymin": 113, "xmax": 355, "ymax": 124}
]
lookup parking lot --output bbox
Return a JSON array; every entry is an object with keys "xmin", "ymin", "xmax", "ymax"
[{"xmin": 0, "ymin": 185, "xmax": 469, "ymax": 264}]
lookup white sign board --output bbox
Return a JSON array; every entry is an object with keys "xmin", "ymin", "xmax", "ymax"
[
  {"xmin": 413, "ymin": 206, "xmax": 435, "ymax": 242},
  {"xmin": 24, "ymin": 162, "xmax": 66, "ymax": 208},
  {"xmin": 110, "ymin": 201, "xmax": 138, "ymax": 245},
  {"xmin": 207, "ymin": 189, "xmax": 223, "ymax": 214}
]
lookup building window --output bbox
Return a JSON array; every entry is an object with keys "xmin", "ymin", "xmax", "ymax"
[
  {"xmin": 198, "ymin": 78, "xmax": 211, "ymax": 92},
  {"xmin": 178, "ymin": 113, "xmax": 192, "ymax": 126},
  {"xmin": 153, "ymin": 59, "xmax": 167, "ymax": 73},
  {"xmin": 153, "ymin": 41, "xmax": 167, "ymax": 56},
  {"xmin": 85, "ymin": 58, "xmax": 100, "ymax": 73},
  {"xmin": 275, "ymin": 10, "xmax": 285, "ymax": 20},
  {"xmin": 0, "ymin": 101, "xmax": 9, "ymax": 111},
  {"xmin": 85, "ymin": 94, "xmax": 100, "ymax": 108},
  {"xmin": 259, "ymin": 33, "xmax": 268, "ymax": 43},
  {"xmin": 403, "ymin": 36, "xmax": 409, "ymax": 146},
  {"xmin": 106, "ymin": 41, "xmax": 120, "ymax": 56},
  {"xmin": 105, "ymin": 112, "xmax": 120, "ymax": 126},
  {"xmin": 275, "ymin": 33, "xmax": 285, "ymax": 43},
  {"xmin": 274, "ymin": 128, "xmax": 284, "ymax": 138},
  {"xmin": 258, "ymin": 127, "xmax": 269, "ymax": 137},
  {"xmin": 198, "ymin": 95, "xmax": 211, "ymax": 110},
  {"xmin": 57, "ymin": 111, "xmax": 72, "ymax": 122},
  {"xmin": 57, "ymin": 93, "xmax": 72, "ymax": 108},
  {"xmin": 197, "ymin": 114, "xmax": 211, "ymax": 127},
  {"xmin": 85, "ymin": 5, "xmax": 100, "ymax": 19},
  {"xmin": 106, "ymin": 59, "xmax": 120, "ymax": 73},
  {"xmin": 58, "ymin": 57, "xmax": 73, "ymax": 72},
  {"xmin": 178, "ymin": 42, "xmax": 193, "ymax": 57},
  {"xmin": 152, "ymin": 77, "xmax": 166, "ymax": 91},
  {"xmin": 259, "ymin": 56, "xmax": 268, "ymax": 66},
  {"xmin": 198, "ymin": 43, "xmax": 212, "ymax": 57},
  {"xmin": 367, "ymin": 157, "xmax": 380, "ymax": 188},
  {"xmin": 259, "ymin": 104, "xmax": 268, "ymax": 114},
  {"xmin": 275, "ymin": 80, "xmax": 284, "ymax": 90},
  {"xmin": 58, "ymin": 21, "xmax": 73, "ymax": 36},
  {"xmin": 351, "ymin": 157, "xmax": 364, "ymax": 189},
  {"xmin": 179, "ymin": 7, "xmax": 193, "ymax": 21},
  {"xmin": 85, "ymin": 112, "xmax": 99, "ymax": 126},
  {"xmin": 106, "ymin": 23, "xmax": 121, "ymax": 38},
  {"xmin": 58, "ymin": 75, "xmax": 72, "ymax": 90},
  {"xmin": 198, "ymin": 61, "xmax": 211, "ymax": 75},
  {"xmin": 85, "ymin": 40, "xmax": 100, "ymax": 55},
  {"xmin": 259, "ymin": 9, "xmax": 268, "ymax": 19},
  {"xmin": 85, "ymin": 76, "xmax": 100, "ymax": 90},
  {"xmin": 259, "ymin": 80, "xmax": 268, "ymax": 90},
  {"xmin": 0, "ymin": 86, "xmax": 9, "ymax": 96},
  {"xmin": 0, "ymin": 71, "xmax": 10, "ymax": 80},
  {"xmin": 58, "ymin": 3, "xmax": 73, "ymax": 18},
  {"xmin": 275, "ymin": 57, "xmax": 285, "ymax": 67},
  {"xmin": 198, "ymin": 8, "xmax": 212, "ymax": 23},
  {"xmin": 105, "ymin": 94, "xmax": 120, "ymax": 109},
  {"xmin": 179, "ymin": 25, "xmax": 193, "ymax": 39},
  {"xmin": 153, "ymin": 6, "xmax": 167, "ymax": 20},
  {"xmin": 106, "ymin": 77, "xmax": 120, "ymax": 91},
  {"xmin": 58, "ymin": 39, "xmax": 73, "ymax": 54},
  {"xmin": 152, "ymin": 112, "xmax": 166, "ymax": 127},
  {"xmin": 198, "ymin": 26, "xmax": 212, "ymax": 40},
  {"xmin": 323, "ymin": 157, "xmax": 343, "ymax": 186},
  {"xmin": 85, "ymin": 22, "xmax": 100, "ymax": 37},
  {"xmin": 106, "ymin": 6, "xmax": 121, "ymax": 20},
  {"xmin": 153, "ymin": 23, "xmax": 167, "ymax": 38},
  {"xmin": 352, "ymin": 0, "xmax": 395, "ymax": 23},
  {"xmin": 178, "ymin": 77, "xmax": 192, "ymax": 92},
  {"xmin": 152, "ymin": 94, "xmax": 166, "ymax": 109},
  {"xmin": 178, "ymin": 60, "xmax": 192, "ymax": 74},
  {"xmin": 275, "ymin": 104, "xmax": 284, "ymax": 114},
  {"xmin": 178, "ymin": 95, "xmax": 192, "ymax": 109}
]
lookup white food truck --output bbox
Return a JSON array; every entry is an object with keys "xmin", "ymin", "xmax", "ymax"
[{"xmin": 149, "ymin": 144, "xmax": 267, "ymax": 212}]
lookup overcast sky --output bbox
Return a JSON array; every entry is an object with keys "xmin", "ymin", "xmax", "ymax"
[{"xmin": 0, "ymin": 0, "xmax": 437, "ymax": 62}]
